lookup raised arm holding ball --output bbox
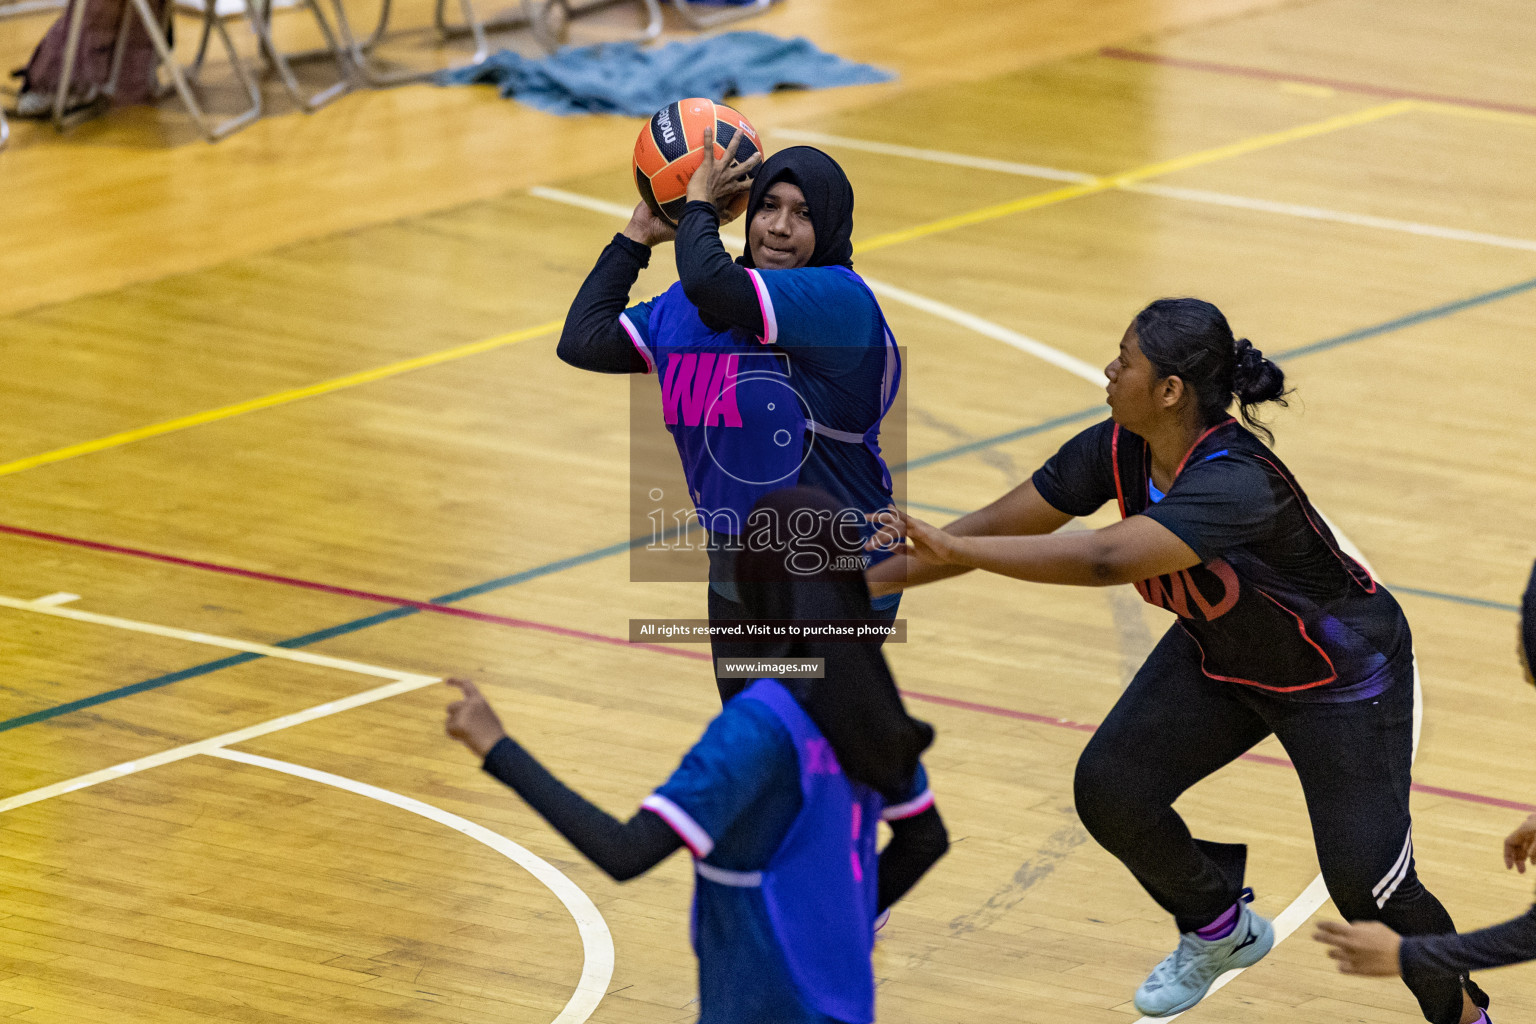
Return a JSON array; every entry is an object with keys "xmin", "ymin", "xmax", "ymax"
[{"xmin": 557, "ymin": 99, "xmax": 908, "ymax": 702}]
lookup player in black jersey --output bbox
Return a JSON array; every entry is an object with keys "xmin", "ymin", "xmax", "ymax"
[
  {"xmin": 865, "ymin": 297, "xmax": 1490, "ymax": 1023},
  {"xmin": 1314, "ymin": 559, "xmax": 1536, "ymax": 984}
]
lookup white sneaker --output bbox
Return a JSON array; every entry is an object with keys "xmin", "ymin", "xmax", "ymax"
[{"xmin": 1133, "ymin": 896, "xmax": 1274, "ymax": 1017}]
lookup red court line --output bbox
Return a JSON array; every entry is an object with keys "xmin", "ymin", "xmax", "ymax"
[
  {"xmin": 0, "ymin": 522, "xmax": 697, "ymax": 662},
  {"xmin": 898, "ymin": 694, "xmax": 1536, "ymax": 811},
  {"xmin": 1100, "ymin": 48, "xmax": 1536, "ymax": 119},
  {"xmin": 7, "ymin": 520, "xmax": 1533, "ymax": 815}
]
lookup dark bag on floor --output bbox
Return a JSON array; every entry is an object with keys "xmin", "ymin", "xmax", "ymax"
[{"xmin": 17, "ymin": 0, "xmax": 167, "ymax": 107}]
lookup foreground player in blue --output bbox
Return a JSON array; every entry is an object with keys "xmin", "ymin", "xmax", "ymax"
[
  {"xmin": 866, "ymin": 298, "xmax": 1489, "ymax": 1023},
  {"xmin": 558, "ymin": 133, "xmax": 904, "ymax": 700},
  {"xmin": 1315, "ymin": 560, "xmax": 1536, "ymax": 986},
  {"xmin": 445, "ymin": 488, "xmax": 947, "ymax": 1024}
]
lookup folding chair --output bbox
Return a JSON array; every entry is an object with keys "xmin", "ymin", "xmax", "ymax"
[
  {"xmin": 45, "ymin": 0, "xmax": 262, "ymax": 139},
  {"xmin": 331, "ymin": 0, "xmax": 655, "ymax": 85},
  {"xmin": 516, "ymin": 0, "xmax": 659, "ymax": 55},
  {"xmin": 184, "ymin": 0, "xmax": 352, "ymax": 111},
  {"xmin": 325, "ymin": 0, "xmax": 498, "ymax": 85}
]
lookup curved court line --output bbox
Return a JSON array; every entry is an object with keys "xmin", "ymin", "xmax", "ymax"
[
  {"xmin": 0, "ymin": 669, "xmax": 440, "ymax": 813},
  {"xmin": 207, "ymin": 748, "xmax": 614, "ymax": 1024},
  {"xmin": 0, "ymin": 593, "xmax": 613, "ymax": 1020},
  {"xmin": 527, "ymin": 187, "xmax": 1107, "ymax": 386}
]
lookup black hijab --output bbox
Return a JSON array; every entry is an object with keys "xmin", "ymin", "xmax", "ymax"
[
  {"xmin": 740, "ymin": 146, "xmax": 856, "ymax": 270},
  {"xmin": 735, "ymin": 487, "xmax": 934, "ymax": 800}
]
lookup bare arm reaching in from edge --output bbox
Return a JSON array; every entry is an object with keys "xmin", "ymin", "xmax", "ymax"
[{"xmin": 1313, "ymin": 812, "xmax": 1536, "ymax": 977}]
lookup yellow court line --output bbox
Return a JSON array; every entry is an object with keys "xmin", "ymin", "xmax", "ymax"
[
  {"xmin": 856, "ymin": 99, "xmax": 1416, "ymax": 254},
  {"xmin": 0, "ymin": 101, "xmax": 1418, "ymax": 481},
  {"xmin": 0, "ymin": 320, "xmax": 563, "ymax": 478}
]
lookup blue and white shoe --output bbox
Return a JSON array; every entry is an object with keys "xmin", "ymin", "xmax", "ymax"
[{"xmin": 1133, "ymin": 892, "xmax": 1274, "ymax": 1017}]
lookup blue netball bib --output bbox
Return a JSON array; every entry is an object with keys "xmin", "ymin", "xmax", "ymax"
[
  {"xmin": 713, "ymin": 678, "xmax": 884, "ymax": 1024},
  {"xmin": 645, "ymin": 283, "xmax": 811, "ymax": 536}
]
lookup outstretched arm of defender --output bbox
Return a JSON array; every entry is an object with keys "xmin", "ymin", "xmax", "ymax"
[
  {"xmin": 865, "ymin": 481, "xmax": 1075, "ymax": 595},
  {"xmin": 898, "ymin": 510, "xmax": 1200, "ymax": 588}
]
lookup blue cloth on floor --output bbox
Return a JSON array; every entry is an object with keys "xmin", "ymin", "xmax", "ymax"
[{"xmin": 434, "ymin": 30, "xmax": 894, "ymax": 115}]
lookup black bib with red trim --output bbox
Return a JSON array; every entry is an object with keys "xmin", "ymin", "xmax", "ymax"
[{"xmin": 1112, "ymin": 421, "xmax": 1378, "ymax": 694}]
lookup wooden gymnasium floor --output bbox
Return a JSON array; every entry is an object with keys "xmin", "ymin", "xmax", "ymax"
[{"xmin": 2, "ymin": 0, "xmax": 1536, "ymax": 1020}]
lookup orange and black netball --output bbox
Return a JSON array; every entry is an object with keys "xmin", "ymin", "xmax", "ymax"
[{"xmin": 633, "ymin": 98, "xmax": 761, "ymax": 226}]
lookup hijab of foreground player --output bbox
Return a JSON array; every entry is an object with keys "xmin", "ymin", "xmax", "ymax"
[
  {"xmin": 740, "ymin": 146, "xmax": 856, "ymax": 269},
  {"xmin": 735, "ymin": 487, "xmax": 933, "ymax": 800}
]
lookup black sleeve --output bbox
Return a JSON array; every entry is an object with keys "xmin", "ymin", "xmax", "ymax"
[
  {"xmin": 1399, "ymin": 905, "xmax": 1536, "ymax": 975},
  {"xmin": 1030, "ymin": 419, "xmax": 1120, "ymax": 517},
  {"xmin": 674, "ymin": 200, "xmax": 761, "ymax": 335},
  {"xmin": 1140, "ymin": 455, "xmax": 1279, "ymax": 562},
  {"xmin": 877, "ymin": 806, "xmax": 949, "ymax": 912},
  {"xmin": 556, "ymin": 234, "xmax": 653, "ymax": 374},
  {"xmin": 482, "ymin": 736, "xmax": 683, "ymax": 880}
]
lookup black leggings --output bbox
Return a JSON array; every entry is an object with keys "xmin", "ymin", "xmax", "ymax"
[
  {"xmin": 706, "ymin": 586, "xmax": 900, "ymax": 703},
  {"xmin": 1074, "ymin": 626, "xmax": 1486, "ymax": 1024}
]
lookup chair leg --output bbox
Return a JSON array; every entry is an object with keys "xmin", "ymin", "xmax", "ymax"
[
  {"xmin": 454, "ymin": 0, "xmax": 489, "ymax": 63},
  {"xmin": 669, "ymin": 0, "xmax": 767, "ymax": 30},
  {"xmin": 102, "ymin": 0, "xmax": 136, "ymax": 98},
  {"xmin": 207, "ymin": 6, "xmax": 264, "ymax": 129},
  {"xmin": 51, "ymin": 0, "xmax": 91, "ymax": 127},
  {"xmin": 434, "ymin": 0, "xmax": 528, "ymax": 47},
  {"xmin": 327, "ymin": 0, "xmax": 427, "ymax": 85},
  {"xmin": 330, "ymin": 0, "xmax": 481, "ymax": 84},
  {"xmin": 245, "ymin": 0, "xmax": 352, "ymax": 110},
  {"xmin": 126, "ymin": 0, "xmax": 261, "ymax": 141},
  {"xmin": 522, "ymin": 0, "xmax": 659, "ymax": 55},
  {"xmin": 188, "ymin": 0, "xmax": 216, "ymax": 78}
]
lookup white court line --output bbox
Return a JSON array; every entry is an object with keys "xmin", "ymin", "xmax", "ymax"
[
  {"xmin": 1127, "ymin": 183, "xmax": 1536, "ymax": 254},
  {"xmin": 31, "ymin": 591, "xmax": 81, "ymax": 606},
  {"xmin": 1131, "ymin": 509, "xmax": 1423, "ymax": 1022},
  {"xmin": 0, "ymin": 592, "xmax": 425, "ymax": 681},
  {"xmin": 777, "ymin": 128, "xmax": 1536, "ymax": 255},
  {"xmin": 774, "ymin": 129, "xmax": 1096, "ymax": 183},
  {"xmin": 534, "ymin": 179, "xmax": 1402, "ymax": 1018},
  {"xmin": 209, "ymin": 749, "xmax": 614, "ymax": 1024},
  {"xmin": 859, "ymin": 277, "xmax": 1105, "ymax": 385},
  {"xmin": 0, "ymin": 671, "xmax": 439, "ymax": 814},
  {"xmin": 527, "ymin": 187, "xmax": 1107, "ymax": 386},
  {"xmin": 0, "ymin": 596, "xmax": 615, "ymax": 1024}
]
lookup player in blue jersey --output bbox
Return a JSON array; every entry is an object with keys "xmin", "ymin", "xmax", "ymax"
[
  {"xmin": 444, "ymin": 488, "xmax": 947, "ymax": 1024},
  {"xmin": 865, "ymin": 298, "xmax": 1490, "ymax": 1024},
  {"xmin": 1315, "ymin": 560, "xmax": 1536, "ymax": 984},
  {"xmin": 558, "ymin": 133, "xmax": 903, "ymax": 700}
]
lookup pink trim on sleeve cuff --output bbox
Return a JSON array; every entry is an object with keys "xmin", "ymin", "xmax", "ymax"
[
  {"xmin": 881, "ymin": 789, "xmax": 935, "ymax": 821},
  {"xmin": 619, "ymin": 313, "xmax": 656, "ymax": 374},
  {"xmin": 641, "ymin": 794, "xmax": 715, "ymax": 857},
  {"xmin": 745, "ymin": 268, "xmax": 778, "ymax": 346}
]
